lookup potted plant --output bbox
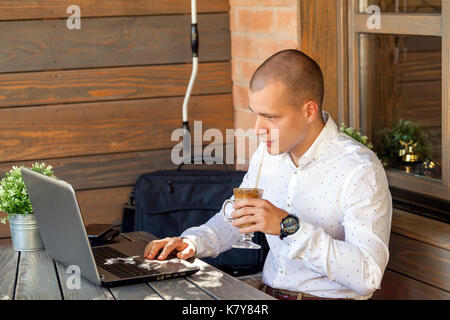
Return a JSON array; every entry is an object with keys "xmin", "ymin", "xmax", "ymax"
[
  {"xmin": 374, "ymin": 119, "xmax": 432, "ymax": 165},
  {"xmin": 0, "ymin": 163, "xmax": 55, "ymax": 251}
]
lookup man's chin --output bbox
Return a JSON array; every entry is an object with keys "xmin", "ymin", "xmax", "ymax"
[{"xmin": 266, "ymin": 144, "xmax": 283, "ymax": 155}]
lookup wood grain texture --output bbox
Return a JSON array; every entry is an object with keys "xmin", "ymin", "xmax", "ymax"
[
  {"xmin": 395, "ymin": 81, "xmax": 441, "ymax": 127},
  {"xmin": 386, "ymin": 169, "xmax": 450, "ymax": 200},
  {"xmin": 392, "ymin": 209, "xmax": 450, "ymax": 250},
  {"xmin": 108, "ymin": 283, "xmax": 162, "ymax": 300},
  {"xmin": 0, "ymin": 94, "xmax": 233, "ymax": 162},
  {"xmin": 0, "ymin": 225, "xmax": 10, "ymax": 242},
  {"xmin": 1, "ymin": 186, "xmax": 133, "ymax": 238},
  {"xmin": 443, "ymin": 0, "xmax": 450, "ymax": 187},
  {"xmin": 187, "ymin": 258, "xmax": 276, "ymax": 300},
  {"xmin": 0, "ymin": 149, "xmax": 176, "ymax": 191},
  {"xmin": 0, "ymin": 0, "xmax": 229, "ymax": 21},
  {"xmin": 354, "ymin": 13, "xmax": 441, "ymax": 36},
  {"xmin": 6, "ymin": 231, "xmax": 449, "ymax": 300},
  {"xmin": 126, "ymin": 231, "xmax": 275, "ymax": 300},
  {"xmin": 0, "ymin": 238, "xmax": 11, "ymax": 246},
  {"xmin": 337, "ymin": 0, "xmax": 349, "ymax": 125},
  {"xmin": 388, "ymin": 233, "xmax": 450, "ymax": 292},
  {"xmin": 0, "ymin": 144, "xmax": 234, "ymax": 238},
  {"xmin": 0, "ymin": 144, "xmax": 234, "ymax": 191},
  {"xmin": 372, "ymin": 269, "xmax": 450, "ymax": 300},
  {"xmin": 395, "ymin": 51, "xmax": 441, "ymax": 83},
  {"xmin": 347, "ymin": 0, "xmax": 361, "ymax": 130},
  {"xmin": 0, "ymin": 14, "xmax": 230, "ymax": 73},
  {"xmin": 0, "ymin": 0, "xmax": 232, "ymax": 244},
  {"xmin": 149, "ymin": 278, "xmax": 215, "ymax": 300},
  {"xmin": 0, "ymin": 62, "xmax": 231, "ymax": 108},
  {"xmin": 363, "ymin": 33, "xmax": 396, "ymax": 139},
  {"xmin": 360, "ymin": 0, "xmax": 441, "ymax": 13},
  {"xmin": 300, "ymin": 0, "xmax": 339, "ymax": 121},
  {"xmin": 0, "ymin": 246, "xmax": 18, "ymax": 300},
  {"xmin": 55, "ymin": 261, "xmax": 114, "ymax": 300},
  {"xmin": 4, "ymin": 232, "xmax": 239, "ymax": 300},
  {"xmin": 76, "ymin": 186, "xmax": 133, "ymax": 227},
  {"xmin": 15, "ymin": 251, "xmax": 62, "ymax": 300}
]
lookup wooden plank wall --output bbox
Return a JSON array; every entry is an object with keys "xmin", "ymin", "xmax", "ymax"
[
  {"xmin": 395, "ymin": 36, "xmax": 442, "ymax": 164},
  {"xmin": 299, "ymin": 0, "xmax": 339, "ymax": 122},
  {"xmin": 0, "ymin": 1, "xmax": 232, "ymax": 238},
  {"xmin": 372, "ymin": 209, "xmax": 450, "ymax": 300}
]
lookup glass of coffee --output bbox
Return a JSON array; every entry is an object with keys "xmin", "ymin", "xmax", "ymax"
[{"xmin": 221, "ymin": 188, "xmax": 263, "ymax": 249}]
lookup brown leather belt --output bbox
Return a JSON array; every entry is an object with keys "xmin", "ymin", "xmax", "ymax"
[{"xmin": 264, "ymin": 285, "xmax": 353, "ymax": 301}]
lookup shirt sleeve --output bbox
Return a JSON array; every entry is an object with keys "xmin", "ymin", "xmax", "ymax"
[
  {"xmin": 180, "ymin": 144, "xmax": 263, "ymax": 258},
  {"xmin": 283, "ymin": 163, "xmax": 392, "ymax": 297}
]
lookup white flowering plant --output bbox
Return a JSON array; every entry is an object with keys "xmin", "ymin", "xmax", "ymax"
[
  {"xmin": 0, "ymin": 163, "xmax": 55, "ymax": 224},
  {"xmin": 340, "ymin": 123, "xmax": 374, "ymax": 150}
]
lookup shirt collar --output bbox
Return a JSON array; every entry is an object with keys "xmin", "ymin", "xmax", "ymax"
[{"xmin": 282, "ymin": 111, "xmax": 338, "ymax": 169}]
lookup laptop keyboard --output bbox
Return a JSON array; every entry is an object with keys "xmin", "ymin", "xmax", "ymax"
[{"xmin": 92, "ymin": 246, "xmax": 158, "ymax": 279}]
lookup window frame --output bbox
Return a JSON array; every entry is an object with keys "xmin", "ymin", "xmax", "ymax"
[{"xmin": 346, "ymin": 0, "xmax": 450, "ymax": 201}]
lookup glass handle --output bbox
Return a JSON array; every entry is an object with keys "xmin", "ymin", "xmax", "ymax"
[{"xmin": 221, "ymin": 199, "xmax": 234, "ymax": 222}]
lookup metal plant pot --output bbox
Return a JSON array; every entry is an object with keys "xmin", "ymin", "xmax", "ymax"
[{"xmin": 9, "ymin": 214, "xmax": 44, "ymax": 252}]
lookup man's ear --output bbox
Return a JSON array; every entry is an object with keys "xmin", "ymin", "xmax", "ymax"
[{"xmin": 303, "ymin": 100, "xmax": 320, "ymax": 124}]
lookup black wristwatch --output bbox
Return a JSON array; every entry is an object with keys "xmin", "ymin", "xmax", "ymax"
[{"xmin": 280, "ymin": 214, "xmax": 300, "ymax": 240}]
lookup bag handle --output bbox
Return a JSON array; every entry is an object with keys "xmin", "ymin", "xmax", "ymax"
[
  {"xmin": 128, "ymin": 187, "xmax": 135, "ymax": 206},
  {"xmin": 177, "ymin": 155, "xmax": 228, "ymax": 171}
]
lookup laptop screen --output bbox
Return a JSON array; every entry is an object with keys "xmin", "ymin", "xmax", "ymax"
[{"xmin": 21, "ymin": 167, "xmax": 101, "ymax": 285}]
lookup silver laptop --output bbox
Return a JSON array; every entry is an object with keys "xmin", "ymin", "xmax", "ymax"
[{"xmin": 21, "ymin": 167, "xmax": 200, "ymax": 287}]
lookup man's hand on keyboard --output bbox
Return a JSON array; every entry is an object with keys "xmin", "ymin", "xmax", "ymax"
[{"xmin": 143, "ymin": 237, "xmax": 196, "ymax": 261}]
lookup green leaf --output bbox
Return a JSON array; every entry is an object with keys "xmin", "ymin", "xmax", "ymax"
[
  {"xmin": 0, "ymin": 162, "xmax": 55, "ymax": 222},
  {"xmin": 340, "ymin": 123, "xmax": 374, "ymax": 150}
]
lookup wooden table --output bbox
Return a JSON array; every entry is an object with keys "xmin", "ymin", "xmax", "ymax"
[{"xmin": 0, "ymin": 231, "xmax": 275, "ymax": 300}]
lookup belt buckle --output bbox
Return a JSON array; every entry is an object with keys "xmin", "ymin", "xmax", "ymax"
[
  {"xmin": 265, "ymin": 286, "xmax": 302, "ymax": 300},
  {"xmin": 276, "ymin": 289, "xmax": 299, "ymax": 300},
  {"xmin": 279, "ymin": 293, "xmax": 290, "ymax": 300}
]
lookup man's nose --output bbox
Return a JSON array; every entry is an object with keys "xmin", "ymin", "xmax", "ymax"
[
  {"xmin": 254, "ymin": 117, "xmax": 265, "ymax": 136},
  {"xmin": 254, "ymin": 117, "xmax": 268, "ymax": 137}
]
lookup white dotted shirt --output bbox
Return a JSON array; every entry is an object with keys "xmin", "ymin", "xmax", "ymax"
[{"xmin": 181, "ymin": 111, "xmax": 392, "ymax": 299}]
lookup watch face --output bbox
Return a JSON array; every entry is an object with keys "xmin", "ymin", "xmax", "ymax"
[{"xmin": 282, "ymin": 217, "xmax": 298, "ymax": 234}]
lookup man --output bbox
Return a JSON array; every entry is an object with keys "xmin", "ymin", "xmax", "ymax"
[{"xmin": 143, "ymin": 49, "xmax": 392, "ymax": 300}]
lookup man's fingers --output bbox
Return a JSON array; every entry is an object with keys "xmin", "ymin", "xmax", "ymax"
[
  {"xmin": 143, "ymin": 241, "xmax": 154, "ymax": 258},
  {"xmin": 144, "ymin": 240, "xmax": 166, "ymax": 260},
  {"xmin": 238, "ymin": 223, "xmax": 261, "ymax": 234},
  {"xmin": 177, "ymin": 246, "xmax": 195, "ymax": 260},
  {"xmin": 233, "ymin": 198, "xmax": 257, "ymax": 209},
  {"xmin": 144, "ymin": 238, "xmax": 191, "ymax": 261},
  {"xmin": 157, "ymin": 242, "xmax": 178, "ymax": 260},
  {"xmin": 231, "ymin": 206, "xmax": 257, "ymax": 219},
  {"xmin": 233, "ymin": 198, "xmax": 267, "ymax": 210},
  {"xmin": 231, "ymin": 214, "xmax": 256, "ymax": 228}
]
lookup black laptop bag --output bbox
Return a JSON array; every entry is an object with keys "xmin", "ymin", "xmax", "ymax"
[{"xmin": 121, "ymin": 166, "xmax": 269, "ymax": 277}]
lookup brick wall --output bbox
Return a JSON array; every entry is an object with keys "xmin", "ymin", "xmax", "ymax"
[{"xmin": 230, "ymin": 0, "xmax": 299, "ymax": 168}]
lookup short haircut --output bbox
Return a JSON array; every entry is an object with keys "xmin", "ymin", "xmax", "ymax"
[{"xmin": 249, "ymin": 49, "xmax": 324, "ymax": 114}]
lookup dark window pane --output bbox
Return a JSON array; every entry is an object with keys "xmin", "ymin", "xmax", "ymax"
[
  {"xmin": 359, "ymin": 34, "xmax": 442, "ymax": 181},
  {"xmin": 359, "ymin": 0, "xmax": 441, "ymax": 13}
]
